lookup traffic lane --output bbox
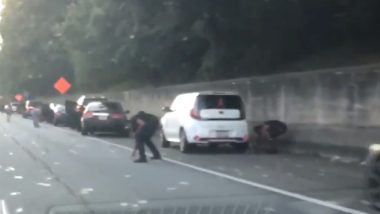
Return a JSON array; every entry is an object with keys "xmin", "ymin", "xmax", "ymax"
[
  {"xmin": 0, "ymin": 121, "xmax": 78, "ymax": 214},
  {"xmin": 102, "ymin": 134, "xmax": 373, "ymax": 213},
  {"xmin": 0, "ymin": 117, "xmax": 356, "ymax": 214}
]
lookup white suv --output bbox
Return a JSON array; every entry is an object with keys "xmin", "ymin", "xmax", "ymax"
[{"xmin": 160, "ymin": 92, "xmax": 249, "ymax": 153}]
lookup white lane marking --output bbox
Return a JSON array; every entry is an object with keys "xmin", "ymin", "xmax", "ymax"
[
  {"xmin": 53, "ymin": 162, "xmax": 61, "ymax": 165},
  {"xmin": 9, "ymin": 192, "xmax": 21, "ymax": 196},
  {"xmin": 36, "ymin": 182, "xmax": 51, "ymax": 187},
  {"xmin": 166, "ymin": 187, "xmax": 176, "ymax": 191},
  {"xmin": 88, "ymin": 137, "xmax": 368, "ymax": 214},
  {"xmin": 13, "ymin": 176, "xmax": 23, "ymax": 180},
  {"xmin": 15, "ymin": 207, "xmax": 23, "ymax": 213},
  {"xmin": 68, "ymin": 149, "xmax": 78, "ymax": 155},
  {"xmin": 132, "ymin": 204, "xmax": 139, "ymax": 208},
  {"xmin": 45, "ymin": 177, "xmax": 53, "ymax": 181},
  {"xmin": 138, "ymin": 200, "xmax": 148, "ymax": 204},
  {"xmin": 80, "ymin": 188, "xmax": 94, "ymax": 195},
  {"xmin": 124, "ymin": 174, "xmax": 131, "ymax": 178},
  {"xmin": 4, "ymin": 167, "xmax": 15, "ymax": 172},
  {"xmin": 8, "ymin": 152, "xmax": 13, "ymax": 156},
  {"xmin": 120, "ymin": 202, "xmax": 128, "ymax": 207},
  {"xmin": 179, "ymin": 181, "xmax": 189, "ymax": 185},
  {"xmin": 264, "ymin": 207, "xmax": 276, "ymax": 212},
  {"xmin": 0, "ymin": 200, "xmax": 9, "ymax": 214}
]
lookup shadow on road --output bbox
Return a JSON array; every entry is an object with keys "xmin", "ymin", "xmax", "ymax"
[
  {"xmin": 92, "ymin": 132, "xmax": 130, "ymax": 139},
  {"xmin": 169, "ymin": 145, "xmax": 248, "ymax": 155}
]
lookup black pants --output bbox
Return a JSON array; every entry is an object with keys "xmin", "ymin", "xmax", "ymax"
[{"xmin": 136, "ymin": 129, "xmax": 161, "ymax": 160}]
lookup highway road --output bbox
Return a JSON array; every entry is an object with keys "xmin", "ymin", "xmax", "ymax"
[{"xmin": 0, "ymin": 115, "xmax": 374, "ymax": 214}]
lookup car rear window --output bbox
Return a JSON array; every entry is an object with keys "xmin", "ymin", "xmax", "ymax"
[
  {"xmin": 87, "ymin": 102, "xmax": 123, "ymax": 113},
  {"xmin": 83, "ymin": 98, "xmax": 107, "ymax": 106},
  {"xmin": 103, "ymin": 102, "xmax": 123, "ymax": 112},
  {"xmin": 196, "ymin": 95, "xmax": 243, "ymax": 110}
]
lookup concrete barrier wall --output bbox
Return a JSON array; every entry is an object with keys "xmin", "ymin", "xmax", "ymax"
[
  {"xmin": 44, "ymin": 64, "xmax": 380, "ymax": 157},
  {"xmin": 121, "ymin": 64, "xmax": 380, "ymax": 156}
]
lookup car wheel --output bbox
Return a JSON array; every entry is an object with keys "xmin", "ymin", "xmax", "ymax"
[
  {"xmin": 368, "ymin": 158, "xmax": 380, "ymax": 210},
  {"xmin": 233, "ymin": 143, "xmax": 248, "ymax": 153},
  {"xmin": 179, "ymin": 129, "xmax": 191, "ymax": 153},
  {"xmin": 81, "ymin": 123, "xmax": 89, "ymax": 136},
  {"xmin": 161, "ymin": 130, "xmax": 170, "ymax": 148}
]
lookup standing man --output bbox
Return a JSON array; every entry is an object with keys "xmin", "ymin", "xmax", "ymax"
[
  {"xmin": 31, "ymin": 107, "xmax": 41, "ymax": 128},
  {"xmin": 131, "ymin": 111, "xmax": 161, "ymax": 163},
  {"xmin": 4, "ymin": 104, "xmax": 12, "ymax": 122}
]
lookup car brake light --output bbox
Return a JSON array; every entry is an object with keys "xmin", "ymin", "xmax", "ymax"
[
  {"xmin": 111, "ymin": 113, "xmax": 125, "ymax": 119},
  {"xmin": 83, "ymin": 112, "xmax": 93, "ymax": 119},
  {"xmin": 190, "ymin": 109, "xmax": 201, "ymax": 119}
]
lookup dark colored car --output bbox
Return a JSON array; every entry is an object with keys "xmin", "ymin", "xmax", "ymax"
[
  {"xmin": 365, "ymin": 144, "xmax": 380, "ymax": 210},
  {"xmin": 81, "ymin": 101, "xmax": 129, "ymax": 136}
]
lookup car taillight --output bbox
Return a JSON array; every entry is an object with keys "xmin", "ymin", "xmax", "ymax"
[
  {"xmin": 111, "ymin": 113, "xmax": 125, "ymax": 119},
  {"xmin": 83, "ymin": 112, "xmax": 93, "ymax": 119},
  {"xmin": 190, "ymin": 108, "xmax": 201, "ymax": 119}
]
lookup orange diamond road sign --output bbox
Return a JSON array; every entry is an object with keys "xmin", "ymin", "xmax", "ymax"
[
  {"xmin": 15, "ymin": 94, "xmax": 23, "ymax": 102},
  {"xmin": 54, "ymin": 77, "xmax": 71, "ymax": 95}
]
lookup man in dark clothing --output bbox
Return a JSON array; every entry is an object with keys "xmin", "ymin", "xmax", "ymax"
[
  {"xmin": 130, "ymin": 111, "xmax": 161, "ymax": 163},
  {"xmin": 254, "ymin": 120, "xmax": 287, "ymax": 153}
]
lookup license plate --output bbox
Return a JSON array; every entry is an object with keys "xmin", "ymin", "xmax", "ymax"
[
  {"xmin": 98, "ymin": 116, "xmax": 108, "ymax": 120},
  {"xmin": 216, "ymin": 131, "xmax": 229, "ymax": 138}
]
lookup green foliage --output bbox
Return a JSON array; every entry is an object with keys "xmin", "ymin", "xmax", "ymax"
[{"xmin": 0, "ymin": 0, "xmax": 379, "ymax": 95}]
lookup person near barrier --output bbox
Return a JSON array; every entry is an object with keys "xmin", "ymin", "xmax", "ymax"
[
  {"xmin": 130, "ymin": 111, "xmax": 161, "ymax": 163},
  {"xmin": 254, "ymin": 120, "xmax": 287, "ymax": 153}
]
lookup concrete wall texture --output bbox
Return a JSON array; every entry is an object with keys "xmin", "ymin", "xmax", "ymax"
[{"xmin": 47, "ymin": 64, "xmax": 380, "ymax": 157}]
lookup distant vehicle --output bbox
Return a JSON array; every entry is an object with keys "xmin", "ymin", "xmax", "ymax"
[
  {"xmin": 365, "ymin": 144, "xmax": 380, "ymax": 210},
  {"xmin": 51, "ymin": 104, "xmax": 67, "ymax": 126},
  {"xmin": 10, "ymin": 102, "xmax": 19, "ymax": 112},
  {"xmin": 160, "ymin": 92, "xmax": 249, "ymax": 153},
  {"xmin": 80, "ymin": 101, "xmax": 129, "ymax": 136}
]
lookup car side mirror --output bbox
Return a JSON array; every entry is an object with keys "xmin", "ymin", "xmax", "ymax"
[{"xmin": 162, "ymin": 106, "xmax": 172, "ymax": 112}]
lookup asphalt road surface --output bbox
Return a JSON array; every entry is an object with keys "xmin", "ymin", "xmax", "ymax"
[{"xmin": 0, "ymin": 115, "xmax": 374, "ymax": 214}]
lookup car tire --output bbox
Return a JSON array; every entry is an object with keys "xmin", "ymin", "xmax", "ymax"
[
  {"xmin": 81, "ymin": 123, "xmax": 89, "ymax": 136},
  {"xmin": 234, "ymin": 143, "xmax": 248, "ymax": 153},
  {"xmin": 368, "ymin": 158, "xmax": 380, "ymax": 210},
  {"xmin": 161, "ymin": 131, "xmax": 170, "ymax": 148},
  {"xmin": 179, "ymin": 129, "xmax": 192, "ymax": 153}
]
